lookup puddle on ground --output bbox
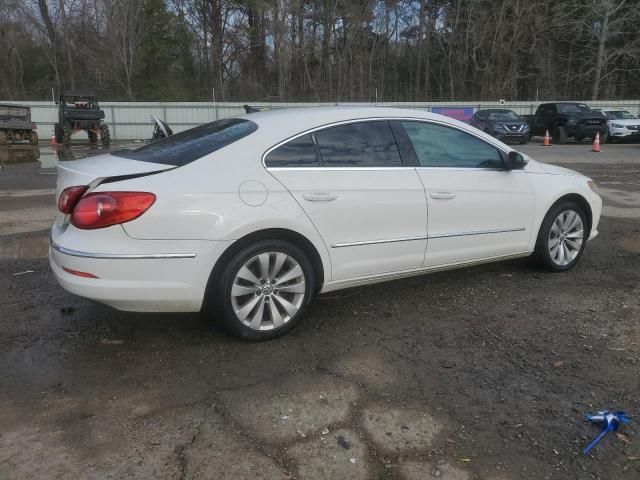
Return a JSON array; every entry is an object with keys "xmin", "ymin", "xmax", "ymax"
[
  {"xmin": 0, "ymin": 230, "xmax": 50, "ymax": 259},
  {"xmin": 620, "ymin": 234, "xmax": 640, "ymax": 253}
]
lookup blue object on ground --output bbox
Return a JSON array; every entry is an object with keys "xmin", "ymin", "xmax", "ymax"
[{"xmin": 583, "ymin": 410, "xmax": 631, "ymax": 456}]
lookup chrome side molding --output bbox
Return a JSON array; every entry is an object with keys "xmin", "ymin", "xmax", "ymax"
[{"xmin": 51, "ymin": 241, "xmax": 196, "ymax": 259}]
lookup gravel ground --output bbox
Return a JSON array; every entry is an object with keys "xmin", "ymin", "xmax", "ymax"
[{"xmin": 1, "ymin": 139, "xmax": 639, "ymax": 479}]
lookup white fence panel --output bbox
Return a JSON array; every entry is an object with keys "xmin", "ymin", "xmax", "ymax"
[{"xmin": 7, "ymin": 100, "xmax": 640, "ymax": 140}]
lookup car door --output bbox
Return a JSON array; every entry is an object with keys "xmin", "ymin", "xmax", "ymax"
[
  {"xmin": 399, "ymin": 120, "xmax": 535, "ymax": 267},
  {"xmin": 265, "ymin": 120, "xmax": 427, "ymax": 281}
]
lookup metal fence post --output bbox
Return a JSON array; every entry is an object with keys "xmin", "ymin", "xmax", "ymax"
[{"xmin": 111, "ymin": 106, "xmax": 116, "ymax": 140}]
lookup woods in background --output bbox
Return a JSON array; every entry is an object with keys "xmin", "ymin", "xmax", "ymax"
[{"xmin": 1, "ymin": 0, "xmax": 639, "ymax": 102}]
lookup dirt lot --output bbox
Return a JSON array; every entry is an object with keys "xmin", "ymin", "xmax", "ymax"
[{"xmin": 1, "ymin": 139, "xmax": 639, "ymax": 479}]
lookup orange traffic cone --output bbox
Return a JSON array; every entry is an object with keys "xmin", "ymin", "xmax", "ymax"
[
  {"xmin": 592, "ymin": 132, "xmax": 601, "ymax": 152},
  {"xmin": 50, "ymin": 133, "xmax": 57, "ymax": 145},
  {"xmin": 543, "ymin": 129, "xmax": 551, "ymax": 146}
]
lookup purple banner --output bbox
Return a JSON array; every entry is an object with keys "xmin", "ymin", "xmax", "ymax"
[{"xmin": 431, "ymin": 107, "xmax": 474, "ymax": 123}]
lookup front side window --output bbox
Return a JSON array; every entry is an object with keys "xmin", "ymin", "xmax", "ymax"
[
  {"xmin": 265, "ymin": 134, "xmax": 319, "ymax": 167},
  {"xmin": 314, "ymin": 121, "xmax": 402, "ymax": 167},
  {"xmin": 401, "ymin": 121, "xmax": 504, "ymax": 169},
  {"xmin": 114, "ymin": 118, "xmax": 257, "ymax": 166}
]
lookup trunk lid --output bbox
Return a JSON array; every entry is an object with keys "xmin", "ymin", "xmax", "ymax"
[{"xmin": 55, "ymin": 153, "xmax": 175, "ymax": 199}]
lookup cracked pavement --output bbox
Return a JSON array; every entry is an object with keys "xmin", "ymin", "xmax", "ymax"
[{"xmin": 1, "ymin": 139, "xmax": 640, "ymax": 479}]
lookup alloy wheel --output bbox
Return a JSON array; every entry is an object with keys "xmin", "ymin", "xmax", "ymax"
[
  {"xmin": 230, "ymin": 251, "xmax": 306, "ymax": 331},
  {"xmin": 548, "ymin": 210, "xmax": 584, "ymax": 267}
]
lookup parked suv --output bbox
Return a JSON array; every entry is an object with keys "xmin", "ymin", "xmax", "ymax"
[
  {"xmin": 470, "ymin": 109, "xmax": 530, "ymax": 144},
  {"xmin": 524, "ymin": 102, "xmax": 608, "ymax": 144}
]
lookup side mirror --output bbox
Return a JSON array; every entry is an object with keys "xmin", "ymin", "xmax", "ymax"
[{"xmin": 505, "ymin": 151, "xmax": 527, "ymax": 170}]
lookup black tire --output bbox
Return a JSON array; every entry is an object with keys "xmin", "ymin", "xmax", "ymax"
[
  {"xmin": 575, "ymin": 135, "xmax": 584, "ymax": 142},
  {"xmin": 100, "ymin": 124, "xmax": 111, "ymax": 146},
  {"xmin": 29, "ymin": 131, "xmax": 38, "ymax": 145},
  {"xmin": 553, "ymin": 125, "xmax": 568, "ymax": 144},
  {"xmin": 88, "ymin": 130, "xmax": 98, "ymax": 144},
  {"xmin": 535, "ymin": 200, "xmax": 588, "ymax": 272},
  {"xmin": 519, "ymin": 135, "xmax": 530, "ymax": 145},
  {"xmin": 210, "ymin": 239, "xmax": 316, "ymax": 340},
  {"xmin": 62, "ymin": 128, "xmax": 72, "ymax": 146},
  {"xmin": 54, "ymin": 124, "xmax": 63, "ymax": 143},
  {"xmin": 599, "ymin": 131, "xmax": 609, "ymax": 144}
]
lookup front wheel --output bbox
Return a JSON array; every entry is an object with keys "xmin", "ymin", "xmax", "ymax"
[
  {"xmin": 535, "ymin": 201, "xmax": 587, "ymax": 272},
  {"xmin": 599, "ymin": 131, "xmax": 609, "ymax": 144},
  {"xmin": 553, "ymin": 126, "xmax": 568, "ymax": 144},
  {"xmin": 211, "ymin": 240, "xmax": 316, "ymax": 340}
]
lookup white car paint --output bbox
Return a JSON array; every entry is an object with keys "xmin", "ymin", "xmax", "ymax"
[
  {"xmin": 599, "ymin": 109, "xmax": 640, "ymax": 140},
  {"xmin": 50, "ymin": 106, "xmax": 602, "ymax": 312}
]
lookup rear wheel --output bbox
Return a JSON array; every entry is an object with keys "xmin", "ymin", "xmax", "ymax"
[
  {"xmin": 535, "ymin": 201, "xmax": 587, "ymax": 272},
  {"xmin": 553, "ymin": 125, "xmax": 568, "ymax": 144},
  {"xmin": 62, "ymin": 126, "xmax": 72, "ymax": 146},
  {"xmin": 54, "ymin": 124, "xmax": 63, "ymax": 143},
  {"xmin": 211, "ymin": 240, "xmax": 315, "ymax": 340},
  {"xmin": 100, "ymin": 124, "xmax": 110, "ymax": 146},
  {"xmin": 88, "ymin": 130, "xmax": 98, "ymax": 144}
]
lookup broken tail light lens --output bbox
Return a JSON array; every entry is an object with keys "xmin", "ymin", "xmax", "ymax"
[
  {"xmin": 70, "ymin": 192, "xmax": 156, "ymax": 229},
  {"xmin": 58, "ymin": 186, "xmax": 88, "ymax": 214}
]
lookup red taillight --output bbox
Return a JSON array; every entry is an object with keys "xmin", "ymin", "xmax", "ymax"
[
  {"xmin": 70, "ymin": 191, "xmax": 156, "ymax": 229},
  {"xmin": 58, "ymin": 186, "xmax": 88, "ymax": 213}
]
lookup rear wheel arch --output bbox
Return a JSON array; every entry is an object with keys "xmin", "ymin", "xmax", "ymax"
[{"xmin": 203, "ymin": 228, "xmax": 325, "ymax": 310}]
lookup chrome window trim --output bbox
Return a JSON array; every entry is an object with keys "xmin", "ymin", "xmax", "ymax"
[
  {"xmin": 51, "ymin": 241, "xmax": 196, "ymax": 259},
  {"xmin": 261, "ymin": 116, "xmax": 511, "ymax": 169},
  {"xmin": 331, "ymin": 227, "xmax": 526, "ymax": 248}
]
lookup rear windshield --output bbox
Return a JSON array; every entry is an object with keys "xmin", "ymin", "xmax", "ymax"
[
  {"xmin": 113, "ymin": 118, "xmax": 258, "ymax": 165},
  {"xmin": 0, "ymin": 106, "xmax": 27, "ymax": 118}
]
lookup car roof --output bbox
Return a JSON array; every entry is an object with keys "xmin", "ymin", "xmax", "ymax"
[{"xmin": 238, "ymin": 106, "xmax": 470, "ymax": 140}]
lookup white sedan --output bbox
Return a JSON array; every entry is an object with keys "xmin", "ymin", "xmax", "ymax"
[
  {"xmin": 599, "ymin": 109, "xmax": 640, "ymax": 142},
  {"xmin": 50, "ymin": 107, "xmax": 602, "ymax": 340}
]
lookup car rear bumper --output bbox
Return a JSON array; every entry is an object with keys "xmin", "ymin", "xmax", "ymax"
[{"xmin": 49, "ymin": 226, "xmax": 232, "ymax": 312}]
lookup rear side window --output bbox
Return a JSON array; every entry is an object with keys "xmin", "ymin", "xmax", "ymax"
[
  {"xmin": 401, "ymin": 121, "xmax": 503, "ymax": 169},
  {"xmin": 114, "ymin": 118, "xmax": 257, "ymax": 166},
  {"xmin": 265, "ymin": 134, "xmax": 319, "ymax": 167},
  {"xmin": 315, "ymin": 121, "xmax": 402, "ymax": 167}
]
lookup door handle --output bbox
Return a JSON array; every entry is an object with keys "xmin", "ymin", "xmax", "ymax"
[
  {"xmin": 429, "ymin": 192, "xmax": 456, "ymax": 200},
  {"xmin": 303, "ymin": 192, "xmax": 337, "ymax": 202}
]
